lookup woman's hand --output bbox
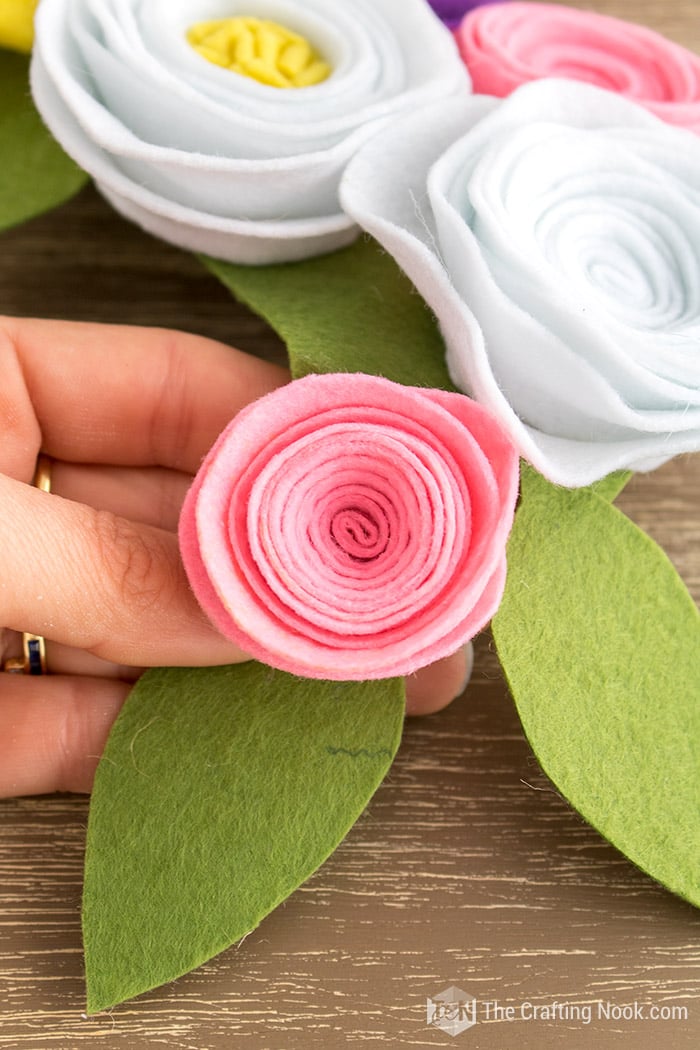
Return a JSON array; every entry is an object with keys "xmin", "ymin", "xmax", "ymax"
[{"xmin": 0, "ymin": 318, "xmax": 471, "ymax": 797}]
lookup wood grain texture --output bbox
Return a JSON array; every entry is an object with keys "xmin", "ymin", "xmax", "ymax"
[{"xmin": 2, "ymin": 1, "xmax": 700, "ymax": 1046}]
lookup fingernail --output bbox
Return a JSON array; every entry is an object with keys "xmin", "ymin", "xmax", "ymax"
[{"xmin": 453, "ymin": 640, "xmax": 475, "ymax": 699}]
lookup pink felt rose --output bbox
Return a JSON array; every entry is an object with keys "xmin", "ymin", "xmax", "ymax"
[
  {"xmin": 456, "ymin": 1, "xmax": 700, "ymax": 132},
  {"xmin": 179, "ymin": 373, "xmax": 518, "ymax": 681}
]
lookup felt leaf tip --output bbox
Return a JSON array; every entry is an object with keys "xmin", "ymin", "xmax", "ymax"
[
  {"xmin": 0, "ymin": 51, "xmax": 88, "ymax": 231},
  {"xmin": 202, "ymin": 238, "xmax": 456, "ymax": 388},
  {"xmin": 82, "ymin": 664, "xmax": 404, "ymax": 1013}
]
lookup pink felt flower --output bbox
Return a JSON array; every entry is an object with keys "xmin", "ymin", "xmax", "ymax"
[
  {"xmin": 456, "ymin": 1, "xmax": 700, "ymax": 132},
  {"xmin": 179, "ymin": 373, "xmax": 518, "ymax": 681}
]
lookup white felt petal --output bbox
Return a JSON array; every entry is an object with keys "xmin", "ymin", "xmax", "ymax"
[
  {"xmin": 31, "ymin": 54, "xmax": 357, "ymax": 264},
  {"xmin": 99, "ymin": 184, "xmax": 360, "ymax": 265},
  {"xmin": 33, "ymin": 0, "xmax": 469, "ymax": 263},
  {"xmin": 430, "ymin": 116, "xmax": 700, "ymax": 419},
  {"xmin": 76, "ymin": 0, "xmax": 407, "ymax": 151},
  {"xmin": 37, "ymin": 9, "xmax": 371, "ymax": 220},
  {"xmin": 341, "ymin": 82, "xmax": 700, "ymax": 486}
]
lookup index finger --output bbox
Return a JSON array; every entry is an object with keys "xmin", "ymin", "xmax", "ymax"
[{"xmin": 0, "ymin": 317, "xmax": 289, "ymax": 480}]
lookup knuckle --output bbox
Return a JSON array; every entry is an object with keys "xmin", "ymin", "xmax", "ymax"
[
  {"xmin": 54, "ymin": 681, "xmax": 98, "ymax": 793},
  {"xmin": 55, "ymin": 679, "xmax": 130, "ymax": 794},
  {"xmin": 54, "ymin": 689, "xmax": 83, "ymax": 793},
  {"xmin": 146, "ymin": 334, "xmax": 195, "ymax": 467},
  {"xmin": 88, "ymin": 508, "xmax": 168, "ymax": 617},
  {"xmin": 154, "ymin": 469, "xmax": 186, "ymax": 530},
  {"xmin": 0, "ymin": 324, "xmax": 41, "ymax": 472}
]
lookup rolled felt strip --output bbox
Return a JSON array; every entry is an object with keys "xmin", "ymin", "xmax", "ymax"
[
  {"xmin": 179, "ymin": 373, "xmax": 518, "ymax": 680},
  {"xmin": 455, "ymin": 1, "xmax": 700, "ymax": 132},
  {"xmin": 30, "ymin": 0, "xmax": 469, "ymax": 265},
  {"xmin": 340, "ymin": 79, "xmax": 700, "ymax": 487}
]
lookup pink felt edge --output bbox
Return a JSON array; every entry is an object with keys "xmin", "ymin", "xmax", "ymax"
[{"xmin": 455, "ymin": 2, "xmax": 700, "ymax": 132}]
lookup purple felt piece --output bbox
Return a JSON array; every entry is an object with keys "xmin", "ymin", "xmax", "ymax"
[{"xmin": 428, "ymin": 0, "xmax": 505, "ymax": 30}]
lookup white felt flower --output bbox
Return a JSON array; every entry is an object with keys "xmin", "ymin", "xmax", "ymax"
[
  {"xmin": 341, "ymin": 80, "xmax": 700, "ymax": 487},
  {"xmin": 30, "ymin": 0, "xmax": 468, "ymax": 265}
]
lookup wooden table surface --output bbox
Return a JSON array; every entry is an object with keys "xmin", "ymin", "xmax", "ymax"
[{"xmin": 1, "ymin": 2, "xmax": 700, "ymax": 1047}]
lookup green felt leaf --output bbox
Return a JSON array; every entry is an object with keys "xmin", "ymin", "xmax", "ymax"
[
  {"xmin": 203, "ymin": 238, "xmax": 456, "ymax": 388},
  {"xmin": 83, "ymin": 663, "xmax": 404, "ymax": 1013},
  {"xmin": 493, "ymin": 467, "xmax": 700, "ymax": 905},
  {"xmin": 0, "ymin": 50, "xmax": 88, "ymax": 231},
  {"xmin": 587, "ymin": 470, "xmax": 632, "ymax": 502}
]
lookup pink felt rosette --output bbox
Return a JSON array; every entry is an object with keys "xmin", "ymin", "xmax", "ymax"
[
  {"xmin": 456, "ymin": 1, "xmax": 700, "ymax": 132},
  {"xmin": 179, "ymin": 373, "xmax": 518, "ymax": 681}
]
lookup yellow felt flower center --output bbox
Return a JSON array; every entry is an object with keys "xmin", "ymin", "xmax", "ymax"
[
  {"xmin": 0, "ymin": 0, "xmax": 39, "ymax": 53},
  {"xmin": 187, "ymin": 17, "xmax": 331, "ymax": 88}
]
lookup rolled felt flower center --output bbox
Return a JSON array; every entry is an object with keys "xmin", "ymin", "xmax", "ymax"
[
  {"xmin": 186, "ymin": 17, "xmax": 331, "ymax": 88},
  {"xmin": 328, "ymin": 499, "xmax": 389, "ymax": 561},
  {"xmin": 241, "ymin": 421, "xmax": 471, "ymax": 636}
]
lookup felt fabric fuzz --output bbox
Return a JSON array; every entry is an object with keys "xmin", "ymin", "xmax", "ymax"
[{"xmin": 179, "ymin": 373, "xmax": 518, "ymax": 680}]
